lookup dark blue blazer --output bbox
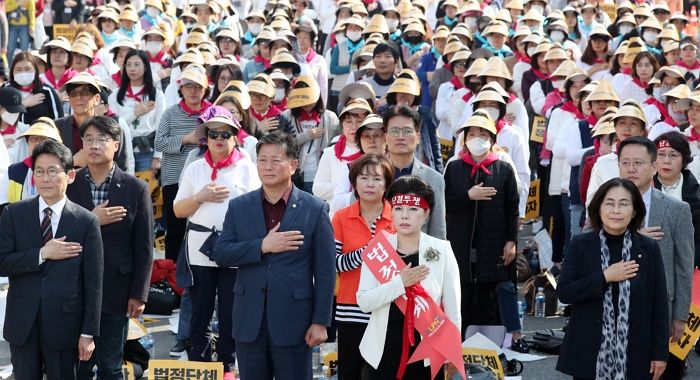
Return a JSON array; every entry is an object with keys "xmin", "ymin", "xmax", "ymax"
[
  {"xmin": 556, "ymin": 231, "xmax": 669, "ymax": 379},
  {"xmin": 212, "ymin": 186, "xmax": 335, "ymax": 346}
]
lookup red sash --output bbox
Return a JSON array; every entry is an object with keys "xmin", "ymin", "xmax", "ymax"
[
  {"xmin": 559, "ymin": 100, "xmax": 584, "ymax": 119},
  {"xmin": 362, "ymin": 232, "xmax": 465, "ymax": 380},
  {"xmin": 179, "ymin": 100, "xmax": 212, "ymax": 117},
  {"xmin": 254, "ymin": 54, "xmax": 271, "ymax": 69},
  {"xmin": 305, "ymin": 49, "xmax": 317, "ymax": 63},
  {"xmin": 0, "ymin": 124, "xmax": 17, "ymax": 136},
  {"xmin": 622, "ymin": 67, "xmax": 633, "ymax": 75},
  {"xmin": 298, "ymin": 110, "xmax": 320, "ymax": 123}
]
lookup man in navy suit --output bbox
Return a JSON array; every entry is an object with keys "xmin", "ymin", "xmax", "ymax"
[
  {"xmin": 0, "ymin": 140, "xmax": 103, "ymax": 379},
  {"xmin": 213, "ymin": 131, "xmax": 335, "ymax": 380}
]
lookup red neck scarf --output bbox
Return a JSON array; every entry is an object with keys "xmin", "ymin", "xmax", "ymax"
[
  {"xmin": 298, "ymin": 109, "xmax": 320, "ymax": 123},
  {"xmin": 449, "ymin": 75, "xmax": 465, "ymax": 90},
  {"xmin": 111, "ymin": 71, "xmax": 122, "ymax": 87},
  {"xmin": 496, "ymin": 119, "xmax": 509, "ymax": 133},
  {"xmin": 0, "ymin": 124, "xmax": 17, "ymax": 136},
  {"xmin": 515, "ymin": 51, "xmax": 530, "ymax": 64},
  {"xmin": 592, "ymin": 57, "xmax": 606, "ymax": 64},
  {"xmin": 532, "ymin": 68, "xmax": 549, "ymax": 81},
  {"xmin": 507, "ymin": 92, "xmax": 517, "ymax": 104},
  {"xmin": 92, "ymin": 56, "xmax": 102, "ymax": 66},
  {"xmin": 560, "ymin": 100, "xmax": 584, "ymax": 119},
  {"xmin": 17, "ymin": 83, "xmax": 35, "ymax": 93},
  {"xmin": 622, "ymin": 67, "xmax": 633, "ymax": 75},
  {"xmin": 254, "ymin": 54, "xmax": 271, "ymax": 69},
  {"xmin": 126, "ymin": 85, "xmax": 145, "ymax": 102},
  {"xmin": 179, "ymin": 99, "xmax": 212, "ymax": 117},
  {"xmin": 462, "ymin": 90, "xmax": 474, "ymax": 103},
  {"xmin": 148, "ymin": 50, "xmax": 169, "ymax": 67},
  {"xmin": 631, "ymin": 77, "xmax": 648, "ymax": 89},
  {"xmin": 459, "ymin": 149, "xmax": 500, "ymax": 177},
  {"xmin": 676, "ymin": 59, "xmax": 700, "ymax": 70},
  {"xmin": 333, "ymin": 135, "xmax": 362, "ymax": 162},
  {"xmin": 22, "ymin": 156, "xmax": 35, "ymax": 187},
  {"xmin": 249, "ymin": 105, "xmax": 282, "ymax": 121},
  {"xmin": 305, "ymin": 49, "xmax": 317, "ymax": 63},
  {"xmin": 645, "ymin": 97, "xmax": 677, "ymax": 127},
  {"xmin": 275, "ymin": 97, "xmax": 288, "ymax": 111},
  {"xmin": 585, "ymin": 113, "xmax": 598, "ymax": 127},
  {"xmin": 43, "ymin": 68, "xmax": 75, "ymax": 89},
  {"xmin": 688, "ymin": 127, "xmax": 700, "ymax": 142},
  {"xmin": 204, "ymin": 148, "xmax": 243, "ymax": 181}
]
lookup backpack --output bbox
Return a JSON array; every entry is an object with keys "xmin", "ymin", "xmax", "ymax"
[
  {"xmin": 530, "ymin": 329, "xmax": 565, "ymax": 355},
  {"xmin": 521, "ymin": 273, "xmax": 558, "ymax": 316}
]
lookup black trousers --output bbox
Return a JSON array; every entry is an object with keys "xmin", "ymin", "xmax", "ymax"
[
  {"xmin": 10, "ymin": 314, "xmax": 78, "ymax": 380},
  {"xmin": 337, "ymin": 321, "xmax": 367, "ymax": 380},
  {"xmin": 662, "ymin": 354, "xmax": 685, "ymax": 379},
  {"xmin": 460, "ymin": 279, "xmax": 501, "ymax": 338},
  {"xmin": 162, "ymin": 184, "xmax": 186, "ymax": 262}
]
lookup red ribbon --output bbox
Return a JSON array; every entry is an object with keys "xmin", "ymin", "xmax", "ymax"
[
  {"xmin": 249, "ymin": 105, "xmax": 282, "ymax": 121},
  {"xmin": 560, "ymin": 100, "xmax": 585, "ymax": 119},
  {"xmin": 112, "ymin": 71, "xmax": 122, "ymax": 87},
  {"xmin": 0, "ymin": 124, "xmax": 17, "ymax": 136},
  {"xmin": 305, "ymin": 49, "xmax": 317, "ymax": 63},
  {"xmin": 179, "ymin": 99, "xmax": 212, "ymax": 117},
  {"xmin": 622, "ymin": 67, "xmax": 633, "ymax": 75},
  {"xmin": 645, "ymin": 97, "xmax": 678, "ymax": 127},
  {"xmin": 126, "ymin": 85, "xmax": 145, "ymax": 102},
  {"xmin": 496, "ymin": 119, "xmax": 509, "ymax": 133},
  {"xmin": 675, "ymin": 59, "xmax": 700, "ymax": 70},
  {"xmin": 204, "ymin": 148, "xmax": 243, "ymax": 181},
  {"xmin": 92, "ymin": 56, "xmax": 102, "ymax": 66},
  {"xmin": 507, "ymin": 91, "xmax": 517, "ymax": 104},
  {"xmin": 298, "ymin": 109, "xmax": 320, "ymax": 123},
  {"xmin": 43, "ymin": 68, "xmax": 76, "ymax": 89},
  {"xmin": 631, "ymin": 77, "xmax": 648, "ymax": 89},
  {"xmin": 398, "ymin": 284, "xmax": 432, "ymax": 379},
  {"xmin": 333, "ymin": 135, "xmax": 362, "ymax": 162},
  {"xmin": 254, "ymin": 54, "xmax": 271, "ymax": 69},
  {"xmin": 275, "ymin": 97, "xmax": 288, "ymax": 111},
  {"xmin": 462, "ymin": 90, "xmax": 474, "ymax": 103},
  {"xmin": 148, "ymin": 50, "xmax": 169, "ymax": 67},
  {"xmin": 532, "ymin": 68, "xmax": 549, "ymax": 81},
  {"xmin": 689, "ymin": 127, "xmax": 700, "ymax": 142},
  {"xmin": 449, "ymin": 75, "xmax": 464, "ymax": 90},
  {"xmin": 592, "ymin": 57, "xmax": 606, "ymax": 64},
  {"xmin": 17, "ymin": 83, "xmax": 35, "ymax": 93},
  {"xmin": 23, "ymin": 156, "xmax": 35, "ymax": 187},
  {"xmin": 515, "ymin": 51, "xmax": 531, "ymax": 64},
  {"xmin": 459, "ymin": 150, "xmax": 500, "ymax": 177},
  {"xmin": 585, "ymin": 113, "xmax": 598, "ymax": 127}
]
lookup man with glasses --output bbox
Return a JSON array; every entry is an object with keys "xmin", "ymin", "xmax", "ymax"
[
  {"xmin": 617, "ymin": 136, "xmax": 694, "ymax": 378},
  {"xmin": 383, "ymin": 105, "xmax": 446, "ymax": 239},
  {"xmin": 67, "ymin": 116, "xmax": 153, "ymax": 379},
  {"xmin": 0, "ymin": 139, "xmax": 103, "ymax": 379}
]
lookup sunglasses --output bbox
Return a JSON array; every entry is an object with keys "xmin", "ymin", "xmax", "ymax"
[{"xmin": 207, "ymin": 130, "xmax": 235, "ymax": 140}]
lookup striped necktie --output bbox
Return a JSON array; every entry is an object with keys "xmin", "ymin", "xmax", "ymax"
[{"xmin": 41, "ymin": 207, "xmax": 53, "ymax": 245}]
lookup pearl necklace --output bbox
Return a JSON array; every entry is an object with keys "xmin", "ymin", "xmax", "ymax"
[{"xmin": 661, "ymin": 176, "xmax": 682, "ymax": 192}]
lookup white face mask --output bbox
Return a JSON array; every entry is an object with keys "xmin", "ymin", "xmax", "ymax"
[
  {"xmin": 466, "ymin": 136, "xmax": 492, "ymax": 156},
  {"xmin": 532, "ymin": 5, "xmax": 545, "ymax": 15},
  {"xmin": 552, "ymin": 79, "xmax": 565, "ymax": 89},
  {"xmin": 669, "ymin": 105, "xmax": 687, "ymax": 122},
  {"xmin": 274, "ymin": 88, "xmax": 286, "ymax": 103},
  {"xmin": 483, "ymin": 107, "xmax": 501, "ymax": 121},
  {"xmin": 653, "ymin": 86, "xmax": 672, "ymax": 103},
  {"xmin": 248, "ymin": 22, "xmax": 262, "ymax": 35},
  {"xmin": 550, "ymin": 30, "xmax": 566, "ymax": 43},
  {"xmin": 527, "ymin": 46, "xmax": 538, "ymax": 56},
  {"xmin": 387, "ymin": 19, "xmax": 399, "ymax": 32},
  {"xmin": 146, "ymin": 7, "xmax": 160, "ymax": 18},
  {"xmin": 1, "ymin": 111, "xmax": 19, "ymax": 125},
  {"xmin": 465, "ymin": 17, "xmax": 478, "ymax": 30},
  {"xmin": 346, "ymin": 31, "xmax": 363, "ymax": 42},
  {"xmin": 618, "ymin": 24, "xmax": 633, "ymax": 35},
  {"xmin": 643, "ymin": 30, "xmax": 658, "ymax": 45},
  {"xmin": 146, "ymin": 41, "xmax": 162, "ymax": 55},
  {"xmin": 14, "ymin": 72, "xmax": 35, "ymax": 87},
  {"xmin": 185, "ymin": 22, "xmax": 196, "ymax": 31},
  {"xmin": 335, "ymin": 34, "xmax": 347, "ymax": 44},
  {"xmin": 529, "ymin": 25, "xmax": 541, "ymax": 33}
]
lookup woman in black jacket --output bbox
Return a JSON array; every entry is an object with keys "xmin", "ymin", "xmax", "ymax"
[
  {"xmin": 557, "ymin": 178, "xmax": 669, "ymax": 380},
  {"xmin": 8, "ymin": 52, "xmax": 63, "ymax": 125},
  {"xmin": 444, "ymin": 109, "xmax": 519, "ymax": 337}
]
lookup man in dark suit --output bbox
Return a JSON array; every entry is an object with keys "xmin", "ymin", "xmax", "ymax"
[
  {"xmin": 0, "ymin": 140, "xmax": 103, "ymax": 379},
  {"xmin": 213, "ymin": 131, "xmax": 335, "ymax": 380},
  {"xmin": 66, "ymin": 116, "xmax": 153, "ymax": 379}
]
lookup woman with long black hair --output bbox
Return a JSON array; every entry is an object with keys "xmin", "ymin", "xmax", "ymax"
[{"xmin": 108, "ymin": 49, "xmax": 166, "ymax": 172}]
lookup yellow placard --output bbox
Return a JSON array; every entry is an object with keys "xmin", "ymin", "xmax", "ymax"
[
  {"xmin": 135, "ymin": 170, "xmax": 163, "ymax": 217},
  {"xmin": 148, "ymin": 360, "xmax": 223, "ymax": 380},
  {"xmin": 122, "ymin": 362, "xmax": 136, "ymax": 380},
  {"xmin": 530, "ymin": 116, "xmax": 546, "ymax": 143},
  {"xmin": 526, "ymin": 179, "xmax": 541, "ymax": 220},
  {"xmin": 599, "ymin": 4, "xmax": 618, "ymax": 23},
  {"xmin": 323, "ymin": 351, "xmax": 338, "ymax": 375},
  {"xmin": 439, "ymin": 138, "xmax": 454, "ymax": 163},
  {"xmin": 52, "ymin": 24, "xmax": 77, "ymax": 42},
  {"xmin": 670, "ymin": 303, "xmax": 700, "ymax": 360},
  {"xmin": 155, "ymin": 235, "xmax": 166, "ymax": 252},
  {"xmin": 461, "ymin": 347, "xmax": 505, "ymax": 380},
  {"xmin": 127, "ymin": 318, "xmax": 148, "ymax": 341}
]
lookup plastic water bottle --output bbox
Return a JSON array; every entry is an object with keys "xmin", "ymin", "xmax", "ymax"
[
  {"xmin": 518, "ymin": 300, "xmax": 526, "ymax": 329},
  {"xmin": 211, "ymin": 310, "xmax": 219, "ymax": 334},
  {"xmin": 312, "ymin": 346, "xmax": 321, "ymax": 375},
  {"xmin": 137, "ymin": 316, "xmax": 155, "ymax": 359},
  {"xmin": 535, "ymin": 287, "xmax": 546, "ymax": 318},
  {"xmin": 318, "ymin": 365, "xmax": 330, "ymax": 380}
]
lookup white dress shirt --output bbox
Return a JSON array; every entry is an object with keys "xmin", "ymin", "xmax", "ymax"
[{"xmin": 642, "ymin": 187, "xmax": 652, "ymax": 228}]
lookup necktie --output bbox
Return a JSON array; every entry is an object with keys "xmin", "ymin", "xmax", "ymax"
[{"xmin": 41, "ymin": 207, "xmax": 53, "ymax": 245}]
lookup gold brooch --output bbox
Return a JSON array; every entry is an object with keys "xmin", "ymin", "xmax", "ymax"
[{"xmin": 424, "ymin": 247, "xmax": 440, "ymax": 262}]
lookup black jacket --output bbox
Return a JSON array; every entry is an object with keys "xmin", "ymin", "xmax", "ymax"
[
  {"xmin": 444, "ymin": 157, "xmax": 519, "ymax": 283},
  {"xmin": 55, "ymin": 115, "xmax": 129, "ymax": 172},
  {"xmin": 52, "ymin": 0, "xmax": 85, "ymax": 24},
  {"xmin": 654, "ymin": 169, "xmax": 700, "ymax": 267},
  {"xmin": 556, "ymin": 231, "xmax": 669, "ymax": 379},
  {"xmin": 18, "ymin": 84, "xmax": 64, "ymax": 125},
  {"xmin": 67, "ymin": 166, "xmax": 153, "ymax": 314}
]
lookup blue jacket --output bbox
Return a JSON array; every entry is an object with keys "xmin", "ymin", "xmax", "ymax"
[
  {"xmin": 417, "ymin": 51, "xmax": 439, "ymax": 108},
  {"xmin": 212, "ymin": 186, "xmax": 336, "ymax": 345}
]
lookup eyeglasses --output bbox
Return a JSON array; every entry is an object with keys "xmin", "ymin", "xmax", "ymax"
[
  {"xmin": 33, "ymin": 167, "xmax": 65, "ymax": 178},
  {"xmin": 207, "ymin": 130, "xmax": 235, "ymax": 140},
  {"xmin": 386, "ymin": 127, "xmax": 416, "ymax": 137},
  {"xmin": 68, "ymin": 90, "xmax": 95, "ymax": 98},
  {"xmin": 82, "ymin": 136, "xmax": 113, "ymax": 147},
  {"xmin": 602, "ymin": 200, "xmax": 632, "ymax": 211},
  {"xmin": 453, "ymin": 61, "xmax": 467, "ymax": 69},
  {"xmin": 657, "ymin": 152, "xmax": 682, "ymax": 160},
  {"xmin": 361, "ymin": 132, "xmax": 384, "ymax": 141},
  {"xmin": 618, "ymin": 160, "xmax": 649, "ymax": 169},
  {"xmin": 182, "ymin": 83, "xmax": 203, "ymax": 91}
]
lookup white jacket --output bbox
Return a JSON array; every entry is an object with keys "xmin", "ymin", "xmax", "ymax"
[
  {"xmin": 435, "ymin": 80, "xmax": 459, "ymax": 139},
  {"xmin": 312, "ymin": 143, "xmax": 359, "ymax": 207},
  {"xmin": 547, "ymin": 107, "xmax": 577, "ymax": 195},
  {"xmin": 585, "ymin": 152, "xmax": 619, "ymax": 209},
  {"xmin": 356, "ymin": 232, "xmax": 461, "ymax": 370}
]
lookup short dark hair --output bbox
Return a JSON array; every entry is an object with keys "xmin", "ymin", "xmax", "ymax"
[
  {"xmin": 79, "ymin": 116, "xmax": 121, "ymax": 141},
  {"xmin": 386, "ymin": 175, "xmax": 436, "ymax": 210},
  {"xmin": 587, "ymin": 178, "xmax": 646, "ymax": 232},
  {"xmin": 383, "ymin": 105, "xmax": 422, "ymax": 133},
  {"xmin": 349, "ymin": 154, "xmax": 394, "ymax": 199},
  {"xmin": 256, "ymin": 130, "xmax": 299, "ymax": 160},
  {"xmin": 632, "ymin": 52, "xmax": 660, "ymax": 80},
  {"xmin": 654, "ymin": 131, "xmax": 692, "ymax": 169},
  {"xmin": 617, "ymin": 135, "xmax": 657, "ymax": 162},
  {"xmin": 373, "ymin": 43, "xmax": 399, "ymax": 62},
  {"xmin": 32, "ymin": 140, "xmax": 73, "ymax": 172},
  {"xmin": 9, "ymin": 52, "xmax": 42, "ymax": 90}
]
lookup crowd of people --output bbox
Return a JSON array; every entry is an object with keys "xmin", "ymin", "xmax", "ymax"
[{"xmin": 0, "ymin": 0, "xmax": 700, "ymax": 379}]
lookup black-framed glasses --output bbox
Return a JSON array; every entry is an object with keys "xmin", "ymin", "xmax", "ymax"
[
  {"xmin": 453, "ymin": 61, "xmax": 467, "ymax": 69},
  {"xmin": 207, "ymin": 130, "xmax": 235, "ymax": 140}
]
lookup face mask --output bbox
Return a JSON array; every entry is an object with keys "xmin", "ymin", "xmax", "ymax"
[
  {"xmin": 552, "ymin": 79, "xmax": 564, "ymax": 89},
  {"xmin": 466, "ymin": 136, "xmax": 492, "ymax": 156},
  {"xmin": 532, "ymin": 5, "xmax": 545, "ymax": 15},
  {"xmin": 1, "ymin": 111, "xmax": 19, "ymax": 125},
  {"xmin": 405, "ymin": 35, "xmax": 423, "ymax": 45},
  {"xmin": 483, "ymin": 107, "xmax": 501, "ymax": 121},
  {"xmin": 653, "ymin": 86, "xmax": 672, "ymax": 103},
  {"xmin": 146, "ymin": 7, "xmax": 160, "ymax": 18},
  {"xmin": 669, "ymin": 106, "xmax": 687, "ymax": 122},
  {"xmin": 14, "ymin": 72, "xmax": 35, "ymax": 87},
  {"xmin": 336, "ymin": 34, "xmax": 347, "ymax": 44},
  {"xmin": 487, "ymin": 37, "xmax": 498, "ymax": 47},
  {"xmin": 465, "ymin": 17, "xmax": 478, "ymax": 30},
  {"xmin": 643, "ymin": 30, "xmax": 658, "ymax": 45},
  {"xmin": 248, "ymin": 22, "xmax": 262, "ymax": 35},
  {"xmin": 346, "ymin": 31, "xmax": 362, "ymax": 42},
  {"xmin": 285, "ymin": 73, "xmax": 294, "ymax": 81},
  {"xmin": 146, "ymin": 41, "xmax": 162, "ymax": 55},
  {"xmin": 619, "ymin": 24, "xmax": 633, "ymax": 35},
  {"xmin": 529, "ymin": 25, "xmax": 541, "ymax": 33},
  {"xmin": 527, "ymin": 46, "xmax": 537, "ymax": 56},
  {"xmin": 550, "ymin": 30, "xmax": 566, "ymax": 43},
  {"xmin": 274, "ymin": 88, "xmax": 286, "ymax": 103},
  {"xmin": 185, "ymin": 22, "xmax": 196, "ymax": 31},
  {"xmin": 387, "ymin": 19, "xmax": 399, "ymax": 32}
]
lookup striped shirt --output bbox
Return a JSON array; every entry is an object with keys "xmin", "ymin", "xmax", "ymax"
[{"xmin": 154, "ymin": 104, "xmax": 200, "ymax": 186}]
